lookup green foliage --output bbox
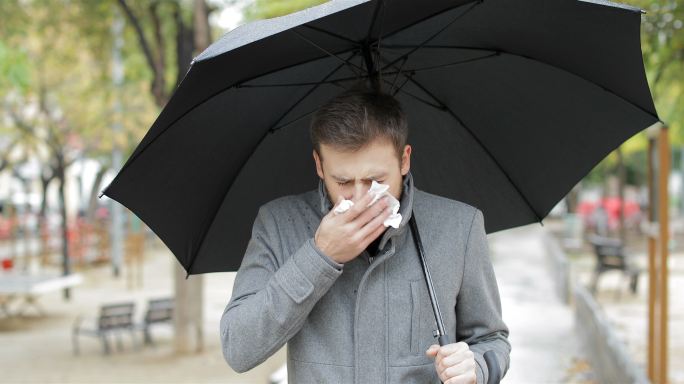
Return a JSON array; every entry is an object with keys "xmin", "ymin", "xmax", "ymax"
[
  {"xmin": 0, "ymin": 42, "xmax": 30, "ymax": 93},
  {"xmin": 242, "ymin": 0, "xmax": 329, "ymax": 21},
  {"xmin": 0, "ymin": 0, "xmax": 159, "ymax": 161},
  {"xmin": 635, "ymin": 0, "xmax": 683, "ymax": 142}
]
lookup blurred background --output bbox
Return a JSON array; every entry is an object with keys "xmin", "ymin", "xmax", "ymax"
[{"xmin": 0, "ymin": 0, "xmax": 682, "ymax": 383}]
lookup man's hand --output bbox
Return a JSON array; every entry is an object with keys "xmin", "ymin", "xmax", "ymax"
[
  {"xmin": 426, "ymin": 342, "xmax": 477, "ymax": 384},
  {"xmin": 314, "ymin": 191, "xmax": 392, "ymax": 264}
]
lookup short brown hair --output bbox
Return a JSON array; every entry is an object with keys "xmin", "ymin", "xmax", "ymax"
[{"xmin": 309, "ymin": 81, "xmax": 408, "ymax": 162}]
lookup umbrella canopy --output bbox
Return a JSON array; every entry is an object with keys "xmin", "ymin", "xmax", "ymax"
[{"xmin": 100, "ymin": 0, "xmax": 660, "ymax": 275}]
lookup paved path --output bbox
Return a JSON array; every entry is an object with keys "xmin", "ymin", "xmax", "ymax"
[{"xmin": 489, "ymin": 224, "xmax": 595, "ymax": 384}]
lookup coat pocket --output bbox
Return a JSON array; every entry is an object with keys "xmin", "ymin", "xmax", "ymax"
[{"xmin": 410, "ymin": 280, "xmax": 427, "ymax": 355}]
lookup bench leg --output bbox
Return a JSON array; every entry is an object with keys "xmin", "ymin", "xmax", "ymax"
[
  {"xmin": 72, "ymin": 331, "xmax": 80, "ymax": 356},
  {"xmin": 130, "ymin": 328, "xmax": 139, "ymax": 351},
  {"xmin": 143, "ymin": 326, "xmax": 154, "ymax": 346},
  {"xmin": 629, "ymin": 272, "xmax": 639, "ymax": 294},
  {"xmin": 614, "ymin": 280, "xmax": 622, "ymax": 301},
  {"xmin": 15, "ymin": 295, "xmax": 45, "ymax": 317},
  {"xmin": 101, "ymin": 334, "xmax": 111, "ymax": 355},
  {"xmin": 590, "ymin": 268, "xmax": 602, "ymax": 294},
  {"xmin": 115, "ymin": 331, "xmax": 125, "ymax": 352}
]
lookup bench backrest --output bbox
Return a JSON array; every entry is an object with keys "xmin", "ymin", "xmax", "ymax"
[
  {"xmin": 145, "ymin": 298, "xmax": 174, "ymax": 324},
  {"xmin": 98, "ymin": 302, "xmax": 135, "ymax": 331},
  {"xmin": 587, "ymin": 235, "xmax": 627, "ymax": 269}
]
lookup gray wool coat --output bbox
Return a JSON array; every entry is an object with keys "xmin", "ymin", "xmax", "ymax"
[{"xmin": 220, "ymin": 171, "xmax": 511, "ymax": 383}]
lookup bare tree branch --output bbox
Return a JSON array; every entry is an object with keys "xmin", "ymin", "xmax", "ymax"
[{"xmin": 117, "ymin": 0, "xmax": 157, "ymax": 78}]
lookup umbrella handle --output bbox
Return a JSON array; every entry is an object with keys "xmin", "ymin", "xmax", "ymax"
[{"xmin": 437, "ymin": 334, "xmax": 451, "ymax": 346}]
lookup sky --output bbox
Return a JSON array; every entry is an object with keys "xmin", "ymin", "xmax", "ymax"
[{"xmin": 209, "ymin": 0, "xmax": 252, "ymax": 31}]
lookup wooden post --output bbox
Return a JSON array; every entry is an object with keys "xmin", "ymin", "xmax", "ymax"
[
  {"xmin": 646, "ymin": 122, "xmax": 670, "ymax": 383},
  {"xmin": 657, "ymin": 124, "xmax": 669, "ymax": 383},
  {"xmin": 647, "ymin": 136, "xmax": 657, "ymax": 382}
]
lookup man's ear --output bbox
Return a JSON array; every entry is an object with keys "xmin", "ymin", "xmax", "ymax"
[
  {"xmin": 313, "ymin": 149, "xmax": 324, "ymax": 179},
  {"xmin": 401, "ymin": 144, "xmax": 411, "ymax": 175}
]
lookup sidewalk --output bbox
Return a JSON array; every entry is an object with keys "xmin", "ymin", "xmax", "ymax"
[
  {"xmin": 545, "ymin": 217, "xmax": 684, "ymax": 384},
  {"xmin": 489, "ymin": 223, "xmax": 595, "ymax": 383}
]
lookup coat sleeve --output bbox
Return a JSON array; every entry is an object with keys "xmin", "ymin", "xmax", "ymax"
[
  {"xmin": 220, "ymin": 204, "xmax": 344, "ymax": 373},
  {"xmin": 455, "ymin": 208, "xmax": 511, "ymax": 384}
]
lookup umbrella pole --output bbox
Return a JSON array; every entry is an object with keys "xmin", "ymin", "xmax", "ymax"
[
  {"xmin": 410, "ymin": 212, "xmax": 502, "ymax": 384},
  {"xmin": 409, "ymin": 213, "xmax": 450, "ymax": 346}
]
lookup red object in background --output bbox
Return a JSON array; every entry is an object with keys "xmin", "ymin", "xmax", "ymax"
[
  {"xmin": 0, "ymin": 218, "xmax": 11, "ymax": 240},
  {"xmin": 576, "ymin": 197, "xmax": 641, "ymax": 229},
  {"xmin": 1, "ymin": 258, "xmax": 13, "ymax": 271}
]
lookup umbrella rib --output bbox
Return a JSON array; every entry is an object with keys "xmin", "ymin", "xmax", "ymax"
[
  {"xmin": 393, "ymin": 52, "xmax": 500, "ymax": 76},
  {"xmin": 235, "ymin": 53, "xmax": 498, "ymax": 89},
  {"xmin": 268, "ymin": 79, "xmax": 353, "ymax": 133},
  {"xmin": 267, "ymin": 52, "xmax": 361, "ymax": 133},
  {"xmin": 378, "ymin": 0, "xmax": 483, "ymax": 73},
  {"xmin": 184, "ymin": 53, "xmax": 354, "ymax": 276},
  {"xmin": 369, "ymin": 0, "xmax": 388, "ymax": 87},
  {"xmin": 366, "ymin": 0, "xmax": 385, "ymax": 41},
  {"xmin": 389, "ymin": 56, "xmax": 409, "ymax": 94},
  {"xmin": 388, "ymin": 73, "xmax": 446, "ymax": 110},
  {"xmin": 302, "ymin": 24, "xmax": 360, "ymax": 46},
  {"xmin": 290, "ymin": 28, "xmax": 365, "ymax": 78},
  {"xmin": 383, "ymin": 44, "xmax": 660, "ymax": 120}
]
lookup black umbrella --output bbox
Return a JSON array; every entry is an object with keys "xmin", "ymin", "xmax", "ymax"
[{"xmin": 99, "ymin": 0, "xmax": 658, "ymax": 377}]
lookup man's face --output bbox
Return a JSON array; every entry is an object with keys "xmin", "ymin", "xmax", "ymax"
[{"xmin": 313, "ymin": 137, "xmax": 411, "ymax": 206}]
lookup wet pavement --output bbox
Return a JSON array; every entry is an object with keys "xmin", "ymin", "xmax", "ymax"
[{"xmin": 489, "ymin": 224, "xmax": 595, "ymax": 384}]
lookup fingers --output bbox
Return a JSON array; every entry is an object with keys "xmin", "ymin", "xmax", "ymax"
[
  {"xmin": 344, "ymin": 192, "xmax": 374, "ymax": 221},
  {"xmin": 358, "ymin": 215, "xmax": 390, "ymax": 250},
  {"xmin": 437, "ymin": 350, "xmax": 474, "ymax": 377},
  {"xmin": 444, "ymin": 357, "xmax": 475, "ymax": 376},
  {"xmin": 426, "ymin": 344, "xmax": 439, "ymax": 357},
  {"xmin": 427, "ymin": 343, "xmax": 476, "ymax": 384},
  {"xmin": 353, "ymin": 196, "xmax": 389, "ymax": 229},
  {"xmin": 356, "ymin": 204, "xmax": 392, "ymax": 243}
]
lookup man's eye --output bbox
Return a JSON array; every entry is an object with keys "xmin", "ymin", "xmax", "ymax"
[{"xmin": 337, "ymin": 181, "xmax": 348, "ymax": 186}]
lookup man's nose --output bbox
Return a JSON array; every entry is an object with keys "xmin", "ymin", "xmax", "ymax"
[{"xmin": 353, "ymin": 185, "xmax": 370, "ymax": 201}]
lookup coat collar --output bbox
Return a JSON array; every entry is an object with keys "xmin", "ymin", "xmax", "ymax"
[{"xmin": 318, "ymin": 170, "xmax": 415, "ymax": 251}]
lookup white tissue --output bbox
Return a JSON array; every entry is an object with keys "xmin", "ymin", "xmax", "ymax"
[{"xmin": 332, "ymin": 180, "xmax": 402, "ymax": 228}]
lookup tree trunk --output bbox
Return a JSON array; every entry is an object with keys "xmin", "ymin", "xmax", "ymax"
[
  {"xmin": 57, "ymin": 160, "xmax": 71, "ymax": 300},
  {"xmin": 173, "ymin": 0, "xmax": 210, "ymax": 355}
]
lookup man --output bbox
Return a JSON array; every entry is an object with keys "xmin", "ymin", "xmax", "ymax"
[{"xmin": 220, "ymin": 83, "xmax": 510, "ymax": 384}]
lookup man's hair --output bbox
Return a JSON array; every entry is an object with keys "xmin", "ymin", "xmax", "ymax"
[{"xmin": 309, "ymin": 81, "xmax": 408, "ymax": 162}]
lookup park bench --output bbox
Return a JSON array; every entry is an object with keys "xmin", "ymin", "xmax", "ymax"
[
  {"xmin": 72, "ymin": 301, "xmax": 138, "ymax": 355},
  {"xmin": 140, "ymin": 297, "xmax": 174, "ymax": 346},
  {"xmin": 587, "ymin": 234, "xmax": 640, "ymax": 296}
]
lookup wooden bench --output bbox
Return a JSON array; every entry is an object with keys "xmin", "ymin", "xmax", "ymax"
[
  {"xmin": 587, "ymin": 234, "xmax": 640, "ymax": 296},
  {"xmin": 140, "ymin": 297, "xmax": 174, "ymax": 346},
  {"xmin": 72, "ymin": 302, "xmax": 138, "ymax": 355}
]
